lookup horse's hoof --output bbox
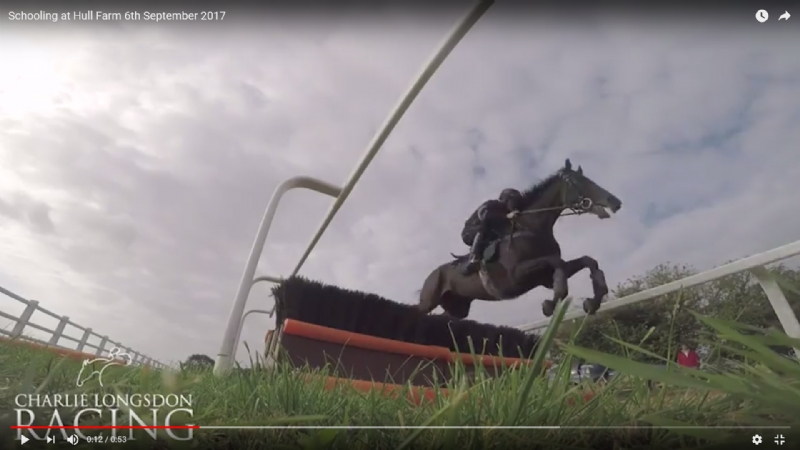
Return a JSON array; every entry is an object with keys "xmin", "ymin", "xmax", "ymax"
[
  {"xmin": 542, "ymin": 300, "xmax": 555, "ymax": 317},
  {"xmin": 583, "ymin": 298, "xmax": 600, "ymax": 315}
]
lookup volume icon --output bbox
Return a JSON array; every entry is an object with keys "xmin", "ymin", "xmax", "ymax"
[{"xmin": 66, "ymin": 435, "xmax": 79, "ymax": 445}]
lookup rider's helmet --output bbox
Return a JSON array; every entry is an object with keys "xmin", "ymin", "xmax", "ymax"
[{"xmin": 499, "ymin": 188, "xmax": 523, "ymax": 210}]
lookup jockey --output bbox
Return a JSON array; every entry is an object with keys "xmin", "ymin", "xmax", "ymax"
[{"xmin": 460, "ymin": 188, "xmax": 523, "ymax": 275}]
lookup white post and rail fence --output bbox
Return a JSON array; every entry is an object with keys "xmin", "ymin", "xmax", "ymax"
[
  {"xmin": 0, "ymin": 285, "xmax": 167, "ymax": 369},
  {"xmin": 211, "ymin": 0, "xmax": 800, "ymax": 374},
  {"xmin": 518, "ymin": 241, "xmax": 800, "ymax": 357}
]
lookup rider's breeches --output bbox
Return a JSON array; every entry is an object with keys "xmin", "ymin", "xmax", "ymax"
[{"xmin": 470, "ymin": 232, "xmax": 484, "ymax": 251}]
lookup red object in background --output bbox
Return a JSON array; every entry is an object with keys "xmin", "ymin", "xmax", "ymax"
[{"xmin": 677, "ymin": 350, "xmax": 700, "ymax": 368}]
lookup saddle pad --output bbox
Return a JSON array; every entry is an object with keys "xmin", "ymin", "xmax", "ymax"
[
  {"xmin": 483, "ymin": 240, "xmax": 500, "ymax": 262},
  {"xmin": 483, "ymin": 231, "xmax": 529, "ymax": 263}
]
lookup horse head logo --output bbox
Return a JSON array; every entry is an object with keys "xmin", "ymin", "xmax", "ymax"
[{"xmin": 76, "ymin": 347, "xmax": 133, "ymax": 387}]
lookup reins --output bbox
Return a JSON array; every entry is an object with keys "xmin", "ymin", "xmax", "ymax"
[
  {"xmin": 516, "ymin": 197, "xmax": 595, "ymax": 218},
  {"xmin": 504, "ymin": 198, "xmax": 594, "ymax": 249}
]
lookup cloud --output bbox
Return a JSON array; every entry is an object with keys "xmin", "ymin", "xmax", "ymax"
[{"xmin": 1, "ymin": 9, "xmax": 799, "ymax": 364}]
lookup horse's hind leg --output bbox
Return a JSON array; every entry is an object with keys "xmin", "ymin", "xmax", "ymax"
[
  {"xmin": 512, "ymin": 256, "xmax": 568, "ymax": 317},
  {"xmin": 417, "ymin": 289, "xmax": 440, "ymax": 315},
  {"xmin": 417, "ymin": 268, "xmax": 444, "ymax": 315},
  {"xmin": 563, "ymin": 256, "xmax": 608, "ymax": 315},
  {"xmin": 440, "ymin": 294, "xmax": 472, "ymax": 320}
]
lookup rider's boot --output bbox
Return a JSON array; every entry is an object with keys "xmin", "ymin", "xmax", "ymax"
[{"xmin": 460, "ymin": 232, "xmax": 485, "ymax": 275}]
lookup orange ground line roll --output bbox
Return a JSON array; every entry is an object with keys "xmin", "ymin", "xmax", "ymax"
[{"xmin": 281, "ymin": 319, "xmax": 551, "ymax": 369}]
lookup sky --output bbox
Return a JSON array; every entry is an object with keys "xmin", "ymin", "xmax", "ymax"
[{"xmin": 1, "ymin": 4, "xmax": 799, "ymax": 366}]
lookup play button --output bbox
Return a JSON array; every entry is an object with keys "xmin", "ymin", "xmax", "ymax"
[{"xmin": 20, "ymin": 435, "xmax": 29, "ymax": 445}]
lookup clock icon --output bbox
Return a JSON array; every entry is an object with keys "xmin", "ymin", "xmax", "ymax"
[{"xmin": 756, "ymin": 9, "xmax": 769, "ymax": 22}]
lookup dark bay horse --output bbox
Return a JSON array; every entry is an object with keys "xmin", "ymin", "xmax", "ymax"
[{"xmin": 417, "ymin": 159, "xmax": 622, "ymax": 320}]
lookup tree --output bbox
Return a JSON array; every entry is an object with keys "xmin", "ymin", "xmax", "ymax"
[
  {"xmin": 557, "ymin": 263, "xmax": 704, "ymax": 362},
  {"xmin": 699, "ymin": 265, "xmax": 800, "ymax": 360},
  {"xmin": 554, "ymin": 263, "xmax": 800, "ymax": 363},
  {"xmin": 182, "ymin": 354, "xmax": 214, "ymax": 371}
]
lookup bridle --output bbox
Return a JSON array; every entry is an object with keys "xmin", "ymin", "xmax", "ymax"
[{"xmin": 514, "ymin": 171, "xmax": 595, "ymax": 220}]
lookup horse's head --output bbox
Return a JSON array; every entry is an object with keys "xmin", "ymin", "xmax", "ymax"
[
  {"xmin": 517, "ymin": 158, "xmax": 622, "ymax": 224},
  {"xmin": 76, "ymin": 359, "xmax": 96, "ymax": 387},
  {"xmin": 556, "ymin": 158, "xmax": 622, "ymax": 219}
]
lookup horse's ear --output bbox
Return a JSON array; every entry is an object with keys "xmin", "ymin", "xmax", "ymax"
[
  {"xmin": 577, "ymin": 165, "xmax": 583, "ymax": 174},
  {"xmin": 564, "ymin": 159, "xmax": 572, "ymax": 170}
]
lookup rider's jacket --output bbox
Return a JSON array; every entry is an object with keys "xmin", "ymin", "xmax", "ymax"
[{"xmin": 462, "ymin": 199, "xmax": 513, "ymax": 239}]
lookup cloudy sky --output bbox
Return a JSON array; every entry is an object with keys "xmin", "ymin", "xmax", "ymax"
[{"xmin": 1, "ymin": 4, "xmax": 799, "ymax": 365}]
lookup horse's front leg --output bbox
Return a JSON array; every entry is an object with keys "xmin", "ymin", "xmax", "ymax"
[
  {"xmin": 563, "ymin": 256, "xmax": 608, "ymax": 315},
  {"xmin": 512, "ymin": 255, "xmax": 568, "ymax": 318}
]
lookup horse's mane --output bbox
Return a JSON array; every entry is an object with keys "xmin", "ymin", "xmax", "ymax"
[{"xmin": 519, "ymin": 171, "xmax": 562, "ymax": 209}]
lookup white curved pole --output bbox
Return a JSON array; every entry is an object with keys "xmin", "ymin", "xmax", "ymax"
[
  {"xmin": 290, "ymin": 0, "xmax": 495, "ymax": 276},
  {"xmin": 214, "ymin": 177, "xmax": 342, "ymax": 375},
  {"xmin": 232, "ymin": 309, "xmax": 276, "ymax": 358},
  {"xmin": 213, "ymin": 0, "xmax": 495, "ymax": 376}
]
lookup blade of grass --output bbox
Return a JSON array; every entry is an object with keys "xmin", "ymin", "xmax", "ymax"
[{"xmin": 506, "ymin": 297, "xmax": 571, "ymax": 426}]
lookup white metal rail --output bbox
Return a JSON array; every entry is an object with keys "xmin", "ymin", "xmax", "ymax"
[
  {"xmin": 213, "ymin": 0, "xmax": 496, "ymax": 375},
  {"xmin": 517, "ymin": 239, "xmax": 800, "ymax": 355},
  {"xmin": 0, "ymin": 285, "xmax": 167, "ymax": 368}
]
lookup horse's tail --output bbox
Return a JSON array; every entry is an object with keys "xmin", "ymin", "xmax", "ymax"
[{"xmin": 450, "ymin": 252, "xmax": 468, "ymax": 265}]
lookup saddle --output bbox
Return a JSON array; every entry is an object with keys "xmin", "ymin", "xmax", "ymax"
[
  {"xmin": 480, "ymin": 231, "xmax": 532, "ymax": 265},
  {"xmin": 451, "ymin": 234, "xmax": 504, "ymax": 265},
  {"xmin": 475, "ymin": 231, "xmax": 533, "ymax": 300}
]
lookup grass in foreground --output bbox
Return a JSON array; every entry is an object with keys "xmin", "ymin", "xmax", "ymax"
[{"xmin": 1, "ymin": 301, "xmax": 798, "ymax": 450}]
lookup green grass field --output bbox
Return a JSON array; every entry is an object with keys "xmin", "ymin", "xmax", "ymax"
[{"xmin": 1, "ymin": 303, "xmax": 798, "ymax": 450}]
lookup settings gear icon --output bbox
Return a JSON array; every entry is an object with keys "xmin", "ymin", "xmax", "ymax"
[{"xmin": 753, "ymin": 434, "xmax": 763, "ymax": 445}]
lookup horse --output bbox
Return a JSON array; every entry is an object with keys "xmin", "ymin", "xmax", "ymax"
[{"xmin": 417, "ymin": 158, "xmax": 622, "ymax": 320}]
